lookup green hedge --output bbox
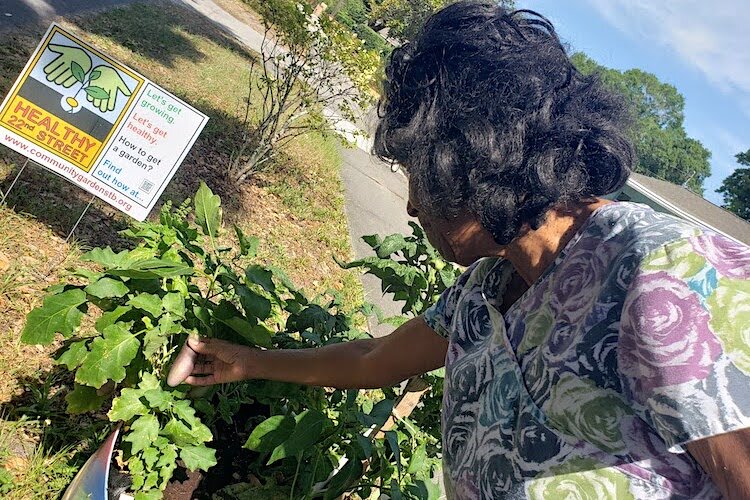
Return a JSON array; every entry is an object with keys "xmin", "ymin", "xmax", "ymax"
[
  {"xmin": 337, "ymin": 0, "xmax": 368, "ymax": 25},
  {"xmin": 335, "ymin": 12, "xmax": 391, "ymax": 56}
]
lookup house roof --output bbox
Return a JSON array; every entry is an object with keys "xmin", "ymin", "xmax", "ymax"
[{"xmin": 626, "ymin": 172, "xmax": 750, "ymax": 246}]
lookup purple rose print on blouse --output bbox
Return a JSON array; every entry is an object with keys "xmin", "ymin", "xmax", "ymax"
[
  {"xmin": 619, "ymin": 271, "xmax": 721, "ymax": 395},
  {"xmin": 691, "ymin": 234, "xmax": 750, "ymax": 279},
  {"xmin": 548, "ymin": 238, "xmax": 619, "ymax": 326}
]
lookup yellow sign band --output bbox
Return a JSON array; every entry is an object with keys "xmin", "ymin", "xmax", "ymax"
[{"xmin": 0, "ymin": 95, "xmax": 102, "ymax": 171}]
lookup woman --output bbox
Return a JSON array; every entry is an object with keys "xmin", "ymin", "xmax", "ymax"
[{"xmin": 186, "ymin": 2, "xmax": 750, "ymax": 498}]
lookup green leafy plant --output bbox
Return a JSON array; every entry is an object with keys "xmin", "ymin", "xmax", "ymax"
[
  {"xmin": 340, "ymin": 222, "xmax": 463, "ymax": 473},
  {"xmin": 339, "ymin": 221, "xmax": 462, "ymax": 319},
  {"xmin": 21, "ymin": 182, "xmax": 445, "ymax": 498},
  {"xmin": 21, "ymin": 183, "xmax": 236, "ymax": 497}
]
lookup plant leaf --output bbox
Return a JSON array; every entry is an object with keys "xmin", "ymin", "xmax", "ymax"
[
  {"xmin": 286, "ymin": 304, "xmax": 335, "ymax": 334},
  {"xmin": 109, "ymin": 388, "xmax": 149, "ymax": 421},
  {"xmin": 170, "ymin": 399, "xmax": 197, "ymax": 421},
  {"xmin": 83, "ymin": 247, "xmax": 129, "ymax": 268},
  {"xmin": 88, "ymin": 69, "xmax": 101, "ymax": 81},
  {"xmin": 75, "ymin": 324, "xmax": 140, "ymax": 388},
  {"xmin": 407, "ymin": 443, "xmax": 427, "ymax": 475},
  {"xmin": 142, "ymin": 330, "xmax": 165, "ymax": 359},
  {"xmin": 66, "ymin": 384, "xmax": 106, "ymax": 414},
  {"xmin": 109, "ymin": 259, "xmax": 193, "ymax": 279},
  {"xmin": 124, "ymin": 415, "xmax": 159, "ymax": 454},
  {"xmin": 235, "ymin": 320, "xmax": 273, "ymax": 348},
  {"xmin": 143, "ymin": 387, "xmax": 174, "ymax": 411},
  {"xmin": 156, "ymin": 444, "xmax": 178, "ymax": 487},
  {"xmin": 377, "ymin": 234, "xmax": 408, "ymax": 258},
  {"xmin": 194, "ymin": 182, "xmax": 222, "ymax": 239},
  {"xmin": 156, "ymin": 443, "xmax": 177, "ymax": 488},
  {"xmin": 267, "ymin": 410, "xmax": 328, "ymax": 464},
  {"xmin": 323, "ymin": 456, "xmax": 362, "ymax": 500},
  {"xmin": 237, "ymin": 287, "xmax": 272, "ymax": 320},
  {"xmin": 143, "ymin": 472, "xmax": 160, "ymax": 491},
  {"xmin": 391, "ymin": 479, "xmax": 402, "ymax": 500},
  {"xmin": 135, "ymin": 488, "xmax": 161, "ymax": 500},
  {"xmin": 361, "ymin": 234, "xmax": 381, "ymax": 248},
  {"xmin": 162, "ymin": 417, "xmax": 211, "ymax": 446},
  {"xmin": 192, "ymin": 305, "xmax": 212, "ymax": 333},
  {"xmin": 143, "ymin": 449, "xmax": 160, "ymax": 469},
  {"xmin": 128, "ymin": 293, "xmax": 163, "ymax": 317},
  {"xmin": 95, "ymin": 305, "xmax": 132, "ymax": 332},
  {"xmin": 180, "ymin": 445, "xmax": 217, "ymax": 472},
  {"xmin": 21, "ymin": 289, "xmax": 87, "ymax": 344},
  {"xmin": 162, "ymin": 418, "xmax": 196, "ymax": 446},
  {"xmin": 234, "ymin": 225, "xmax": 259, "ymax": 257},
  {"xmin": 357, "ymin": 399, "xmax": 393, "ymax": 427},
  {"xmin": 162, "ymin": 293, "xmax": 185, "ymax": 318},
  {"xmin": 244, "ymin": 415, "xmax": 295, "ymax": 453},
  {"xmin": 55, "ymin": 340, "xmax": 89, "ymax": 370},
  {"xmin": 356, "ymin": 434, "xmax": 372, "ymax": 459},
  {"xmin": 245, "ymin": 265, "xmax": 275, "ymax": 293},
  {"xmin": 72, "ymin": 269, "xmax": 103, "ymax": 281},
  {"xmin": 85, "ymin": 85, "xmax": 110, "ymax": 100},
  {"xmin": 70, "ymin": 61, "xmax": 85, "ymax": 83},
  {"xmin": 130, "ymin": 456, "xmax": 145, "ymax": 490},
  {"xmin": 214, "ymin": 301, "xmax": 273, "ymax": 348},
  {"xmin": 385, "ymin": 430, "xmax": 401, "ymax": 477},
  {"xmin": 85, "ymin": 277, "xmax": 129, "ymax": 299}
]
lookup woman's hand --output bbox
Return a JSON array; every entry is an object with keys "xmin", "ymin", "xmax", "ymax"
[{"xmin": 183, "ymin": 337, "xmax": 257, "ymax": 386}]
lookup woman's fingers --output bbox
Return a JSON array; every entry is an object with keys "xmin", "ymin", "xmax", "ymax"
[
  {"xmin": 182, "ymin": 338, "xmax": 253, "ymax": 385},
  {"xmin": 190, "ymin": 357, "xmax": 214, "ymax": 375},
  {"xmin": 184, "ymin": 374, "xmax": 217, "ymax": 386},
  {"xmin": 188, "ymin": 336, "xmax": 233, "ymax": 356},
  {"xmin": 167, "ymin": 339, "xmax": 199, "ymax": 387}
]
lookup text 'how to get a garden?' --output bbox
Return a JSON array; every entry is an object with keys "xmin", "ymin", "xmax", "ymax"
[{"xmin": 0, "ymin": 24, "xmax": 208, "ymax": 221}]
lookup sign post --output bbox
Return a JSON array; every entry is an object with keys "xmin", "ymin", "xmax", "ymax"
[
  {"xmin": 0, "ymin": 24, "xmax": 208, "ymax": 221},
  {"xmin": 0, "ymin": 158, "xmax": 29, "ymax": 205}
]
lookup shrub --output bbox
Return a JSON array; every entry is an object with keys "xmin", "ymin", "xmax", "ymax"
[{"xmin": 229, "ymin": 1, "xmax": 378, "ymax": 181}]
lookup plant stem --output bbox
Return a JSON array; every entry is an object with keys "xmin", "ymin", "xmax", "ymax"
[
  {"xmin": 305, "ymin": 451, "xmax": 320, "ymax": 499},
  {"xmin": 73, "ymin": 72, "xmax": 93, "ymax": 100},
  {"xmin": 290, "ymin": 455, "xmax": 303, "ymax": 500}
]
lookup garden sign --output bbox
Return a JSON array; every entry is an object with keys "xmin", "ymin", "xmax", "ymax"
[{"xmin": 0, "ymin": 24, "xmax": 208, "ymax": 221}]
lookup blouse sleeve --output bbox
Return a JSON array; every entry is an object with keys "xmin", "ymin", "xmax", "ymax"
[{"xmin": 617, "ymin": 232, "xmax": 750, "ymax": 452}]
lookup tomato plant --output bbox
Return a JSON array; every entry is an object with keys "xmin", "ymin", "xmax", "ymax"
[
  {"xmin": 338, "ymin": 222, "xmax": 462, "ymax": 319},
  {"xmin": 340, "ymin": 222, "xmax": 463, "ymax": 482},
  {"xmin": 21, "ymin": 183, "xmax": 447, "ymax": 499}
]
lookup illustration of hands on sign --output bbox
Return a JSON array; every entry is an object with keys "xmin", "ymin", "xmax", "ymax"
[{"xmin": 44, "ymin": 43, "xmax": 132, "ymax": 114}]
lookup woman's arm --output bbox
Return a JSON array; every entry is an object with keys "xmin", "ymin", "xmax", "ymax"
[
  {"xmin": 184, "ymin": 316, "xmax": 448, "ymax": 389},
  {"xmin": 687, "ymin": 428, "xmax": 750, "ymax": 500}
]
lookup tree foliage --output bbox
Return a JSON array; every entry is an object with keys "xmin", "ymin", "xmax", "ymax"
[
  {"xmin": 369, "ymin": 0, "xmax": 447, "ymax": 42},
  {"xmin": 369, "ymin": 0, "xmax": 514, "ymax": 42},
  {"xmin": 230, "ymin": 0, "xmax": 378, "ymax": 182},
  {"xmin": 717, "ymin": 149, "xmax": 750, "ymax": 220},
  {"xmin": 572, "ymin": 53, "xmax": 711, "ymax": 193},
  {"xmin": 334, "ymin": 0, "xmax": 392, "ymax": 56}
]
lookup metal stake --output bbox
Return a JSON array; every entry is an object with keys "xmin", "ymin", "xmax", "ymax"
[
  {"xmin": 0, "ymin": 158, "xmax": 30, "ymax": 205},
  {"xmin": 64, "ymin": 195, "xmax": 96, "ymax": 243}
]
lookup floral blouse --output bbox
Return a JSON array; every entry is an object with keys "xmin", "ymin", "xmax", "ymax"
[{"xmin": 424, "ymin": 202, "xmax": 750, "ymax": 499}]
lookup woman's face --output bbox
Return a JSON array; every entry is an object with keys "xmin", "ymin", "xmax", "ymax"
[{"xmin": 407, "ymin": 182, "xmax": 496, "ymax": 266}]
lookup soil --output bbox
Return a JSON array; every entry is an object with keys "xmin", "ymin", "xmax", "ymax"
[{"xmin": 162, "ymin": 399, "xmax": 270, "ymax": 499}]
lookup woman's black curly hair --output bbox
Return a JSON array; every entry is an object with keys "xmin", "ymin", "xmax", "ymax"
[{"xmin": 374, "ymin": 0, "xmax": 635, "ymax": 245}]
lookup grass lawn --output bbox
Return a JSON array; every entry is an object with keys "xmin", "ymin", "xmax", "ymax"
[{"xmin": 0, "ymin": 1, "xmax": 365, "ymax": 496}]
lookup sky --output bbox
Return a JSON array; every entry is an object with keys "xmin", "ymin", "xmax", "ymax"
[{"xmin": 516, "ymin": 0, "xmax": 750, "ymax": 205}]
